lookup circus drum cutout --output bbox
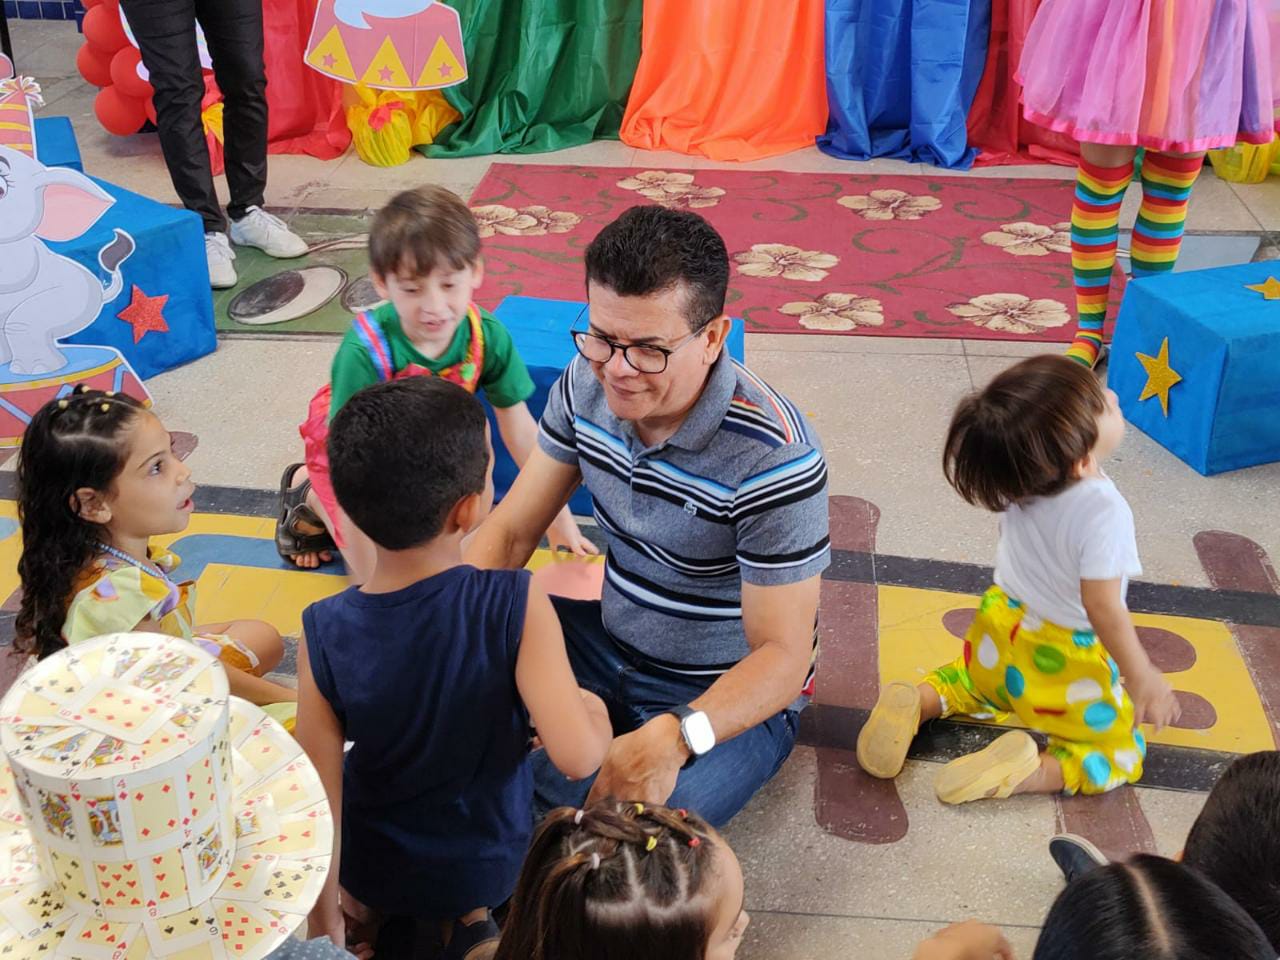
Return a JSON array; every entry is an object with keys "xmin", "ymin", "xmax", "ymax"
[
  {"xmin": 306, "ymin": 0, "xmax": 467, "ymax": 90},
  {"xmin": 0, "ymin": 69, "xmax": 149, "ymax": 448}
]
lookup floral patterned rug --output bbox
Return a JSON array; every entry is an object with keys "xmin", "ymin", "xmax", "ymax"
[{"xmin": 469, "ymin": 163, "xmax": 1119, "ymax": 340}]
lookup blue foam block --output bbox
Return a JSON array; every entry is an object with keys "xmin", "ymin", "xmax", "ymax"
[
  {"xmin": 48, "ymin": 177, "xmax": 216, "ymax": 380},
  {"xmin": 1110, "ymin": 262, "xmax": 1280, "ymax": 475},
  {"xmin": 34, "ymin": 116, "xmax": 82, "ymax": 172},
  {"xmin": 491, "ymin": 296, "xmax": 747, "ymax": 515}
]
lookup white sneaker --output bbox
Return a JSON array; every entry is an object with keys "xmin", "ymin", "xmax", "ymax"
[
  {"xmin": 229, "ymin": 206, "xmax": 309, "ymax": 259},
  {"xmin": 206, "ymin": 232, "xmax": 238, "ymax": 289}
]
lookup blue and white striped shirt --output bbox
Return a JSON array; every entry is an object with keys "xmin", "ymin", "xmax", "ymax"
[{"xmin": 539, "ymin": 353, "xmax": 830, "ymax": 678}]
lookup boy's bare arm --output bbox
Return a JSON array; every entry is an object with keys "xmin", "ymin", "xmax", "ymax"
[
  {"xmin": 516, "ymin": 582, "xmax": 612, "ymax": 780},
  {"xmin": 466, "ymin": 447, "xmax": 582, "ymax": 570}
]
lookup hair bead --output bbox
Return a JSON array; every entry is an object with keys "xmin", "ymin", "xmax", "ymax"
[{"xmin": 644, "ymin": 836, "xmax": 657, "ymax": 852}]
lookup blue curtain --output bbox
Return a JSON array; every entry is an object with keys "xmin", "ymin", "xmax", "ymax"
[{"xmin": 818, "ymin": 0, "xmax": 991, "ymax": 169}]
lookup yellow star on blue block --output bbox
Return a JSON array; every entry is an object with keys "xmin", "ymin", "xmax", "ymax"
[
  {"xmin": 1135, "ymin": 337, "xmax": 1183, "ymax": 417},
  {"xmin": 1246, "ymin": 276, "xmax": 1280, "ymax": 300}
]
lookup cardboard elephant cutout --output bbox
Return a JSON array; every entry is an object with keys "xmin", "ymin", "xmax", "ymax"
[{"xmin": 0, "ymin": 144, "xmax": 136, "ymax": 375}]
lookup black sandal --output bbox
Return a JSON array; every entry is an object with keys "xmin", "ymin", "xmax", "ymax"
[
  {"xmin": 441, "ymin": 914, "xmax": 500, "ymax": 960},
  {"xmin": 275, "ymin": 463, "xmax": 337, "ymax": 562}
]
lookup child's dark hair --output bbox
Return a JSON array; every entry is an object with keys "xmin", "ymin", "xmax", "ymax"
[
  {"xmin": 585, "ymin": 205, "xmax": 729, "ymax": 332},
  {"xmin": 944, "ymin": 354, "xmax": 1108, "ymax": 512},
  {"xmin": 368, "ymin": 185, "xmax": 481, "ymax": 280},
  {"xmin": 493, "ymin": 802, "xmax": 720, "ymax": 960},
  {"xmin": 1182, "ymin": 751, "xmax": 1280, "ymax": 951},
  {"xmin": 1033, "ymin": 855, "xmax": 1274, "ymax": 960},
  {"xmin": 16, "ymin": 388, "xmax": 146, "ymax": 659},
  {"xmin": 328, "ymin": 377, "xmax": 488, "ymax": 550}
]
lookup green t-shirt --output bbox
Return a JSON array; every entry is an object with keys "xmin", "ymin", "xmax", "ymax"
[{"xmin": 328, "ymin": 303, "xmax": 536, "ymax": 418}]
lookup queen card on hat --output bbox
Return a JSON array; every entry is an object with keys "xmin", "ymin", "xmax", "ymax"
[{"xmin": 0, "ymin": 633, "xmax": 331, "ymax": 959}]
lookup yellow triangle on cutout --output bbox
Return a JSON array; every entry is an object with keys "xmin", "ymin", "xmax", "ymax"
[
  {"xmin": 307, "ymin": 26, "xmax": 356, "ymax": 81},
  {"xmin": 417, "ymin": 35, "xmax": 466, "ymax": 88},
  {"xmin": 361, "ymin": 36, "xmax": 411, "ymax": 88}
]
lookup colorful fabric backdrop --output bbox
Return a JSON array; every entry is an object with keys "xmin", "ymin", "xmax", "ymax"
[
  {"xmin": 819, "ymin": 0, "xmax": 991, "ymax": 169},
  {"xmin": 422, "ymin": 0, "xmax": 643, "ymax": 156},
  {"xmin": 619, "ymin": 0, "xmax": 828, "ymax": 161}
]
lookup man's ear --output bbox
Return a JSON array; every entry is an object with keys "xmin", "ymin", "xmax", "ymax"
[
  {"xmin": 701, "ymin": 314, "xmax": 731, "ymax": 361},
  {"xmin": 71, "ymin": 488, "xmax": 112, "ymax": 525}
]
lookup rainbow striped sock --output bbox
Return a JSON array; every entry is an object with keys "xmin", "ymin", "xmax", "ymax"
[
  {"xmin": 1069, "ymin": 158, "xmax": 1134, "ymax": 368},
  {"xmin": 1130, "ymin": 152, "xmax": 1203, "ymax": 278}
]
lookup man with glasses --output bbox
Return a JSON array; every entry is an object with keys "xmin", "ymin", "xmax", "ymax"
[{"xmin": 466, "ymin": 206, "xmax": 830, "ymax": 826}]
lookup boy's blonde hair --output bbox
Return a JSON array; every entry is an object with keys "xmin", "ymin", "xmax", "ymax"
[{"xmin": 369, "ymin": 185, "xmax": 482, "ymax": 280}]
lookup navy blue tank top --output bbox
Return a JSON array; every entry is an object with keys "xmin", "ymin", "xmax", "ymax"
[{"xmin": 303, "ymin": 565, "xmax": 533, "ymax": 917}]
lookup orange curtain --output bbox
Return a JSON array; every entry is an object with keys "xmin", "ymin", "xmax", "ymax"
[{"xmin": 620, "ymin": 0, "xmax": 828, "ymax": 162}]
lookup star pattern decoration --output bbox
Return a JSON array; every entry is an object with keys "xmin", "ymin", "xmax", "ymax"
[
  {"xmin": 1245, "ymin": 276, "xmax": 1280, "ymax": 300},
  {"xmin": 378, "ymin": 65, "xmax": 395, "ymax": 83},
  {"xmin": 321, "ymin": 53, "xmax": 337, "ymax": 68},
  {"xmin": 117, "ymin": 285, "xmax": 169, "ymax": 344},
  {"xmin": 1135, "ymin": 337, "xmax": 1182, "ymax": 417}
]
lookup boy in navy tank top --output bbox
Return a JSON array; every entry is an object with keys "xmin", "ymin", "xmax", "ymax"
[{"xmin": 296, "ymin": 377, "xmax": 612, "ymax": 959}]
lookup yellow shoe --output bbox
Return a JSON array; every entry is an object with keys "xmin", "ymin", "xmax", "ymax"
[
  {"xmin": 935, "ymin": 730, "xmax": 1040, "ymax": 804},
  {"xmin": 856, "ymin": 681, "xmax": 922, "ymax": 779}
]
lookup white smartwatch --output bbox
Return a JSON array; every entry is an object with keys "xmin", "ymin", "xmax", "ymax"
[{"xmin": 667, "ymin": 704, "xmax": 716, "ymax": 767}]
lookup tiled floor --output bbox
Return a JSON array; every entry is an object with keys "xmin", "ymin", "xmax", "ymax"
[{"xmin": 8, "ymin": 18, "xmax": 1280, "ymax": 959}]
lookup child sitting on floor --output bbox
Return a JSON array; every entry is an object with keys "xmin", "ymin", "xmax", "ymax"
[
  {"xmin": 15, "ymin": 388, "xmax": 295, "ymax": 708},
  {"xmin": 857, "ymin": 354, "xmax": 1180, "ymax": 802},
  {"xmin": 491, "ymin": 801, "xmax": 749, "ymax": 960},
  {"xmin": 277, "ymin": 185, "xmax": 594, "ymax": 583},
  {"xmin": 296, "ymin": 377, "xmax": 611, "ymax": 960}
]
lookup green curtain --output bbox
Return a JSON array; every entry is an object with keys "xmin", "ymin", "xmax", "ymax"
[{"xmin": 421, "ymin": 0, "xmax": 643, "ymax": 157}]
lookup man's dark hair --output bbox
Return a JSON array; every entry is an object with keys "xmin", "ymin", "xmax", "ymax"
[
  {"xmin": 1183, "ymin": 751, "xmax": 1280, "ymax": 951},
  {"xmin": 328, "ymin": 377, "xmax": 488, "ymax": 550},
  {"xmin": 584, "ymin": 205, "xmax": 729, "ymax": 332}
]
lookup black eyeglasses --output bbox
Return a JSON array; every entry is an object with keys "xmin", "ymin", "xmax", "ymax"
[{"xmin": 570, "ymin": 328, "xmax": 705, "ymax": 374}]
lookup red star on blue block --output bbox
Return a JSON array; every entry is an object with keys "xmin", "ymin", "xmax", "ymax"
[{"xmin": 117, "ymin": 285, "xmax": 169, "ymax": 343}]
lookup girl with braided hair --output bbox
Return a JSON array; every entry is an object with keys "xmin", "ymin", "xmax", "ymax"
[
  {"xmin": 494, "ymin": 801, "xmax": 750, "ymax": 960},
  {"xmin": 15, "ymin": 387, "xmax": 294, "ymax": 708}
]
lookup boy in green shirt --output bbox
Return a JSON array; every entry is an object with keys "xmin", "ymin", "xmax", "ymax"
[{"xmin": 280, "ymin": 186, "xmax": 595, "ymax": 583}]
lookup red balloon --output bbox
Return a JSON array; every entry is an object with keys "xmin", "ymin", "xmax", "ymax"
[
  {"xmin": 109, "ymin": 46, "xmax": 152, "ymax": 100},
  {"xmin": 82, "ymin": 4, "xmax": 128, "ymax": 54},
  {"xmin": 95, "ymin": 85, "xmax": 147, "ymax": 137},
  {"xmin": 76, "ymin": 42, "xmax": 114, "ymax": 88}
]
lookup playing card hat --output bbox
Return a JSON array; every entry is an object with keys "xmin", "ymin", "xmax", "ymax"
[{"xmin": 0, "ymin": 633, "xmax": 332, "ymax": 959}]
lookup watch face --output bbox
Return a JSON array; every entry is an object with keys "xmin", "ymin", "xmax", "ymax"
[{"xmin": 681, "ymin": 712, "xmax": 716, "ymax": 756}]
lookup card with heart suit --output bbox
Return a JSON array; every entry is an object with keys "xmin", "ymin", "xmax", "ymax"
[{"xmin": 0, "ymin": 633, "xmax": 331, "ymax": 960}]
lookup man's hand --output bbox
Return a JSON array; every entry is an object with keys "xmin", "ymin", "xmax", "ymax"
[
  {"xmin": 913, "ymin": 921, "xmax": 1016, "ymax": 960},
  {"xmin": 1126, "ymin": 665, "xmax": 1181, "ymax": 731},
  {"xmin": 587, "ymin": 713, "xmax": 688, "ymax": 807}
]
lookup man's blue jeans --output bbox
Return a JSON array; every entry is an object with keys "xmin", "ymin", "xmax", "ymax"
[{"xmin": 532, "ymin": 598, "xmax": 800, "ymax": 827}]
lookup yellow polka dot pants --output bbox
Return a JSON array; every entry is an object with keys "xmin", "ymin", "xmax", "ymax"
[{"xmin": 924, "ymin": 586, "xmax": 1146, "ymax": 795}]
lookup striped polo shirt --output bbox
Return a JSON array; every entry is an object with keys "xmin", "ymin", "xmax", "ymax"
[{"xmin": 538, "ymin": 352, "xmax": 830, "ymax": 679}]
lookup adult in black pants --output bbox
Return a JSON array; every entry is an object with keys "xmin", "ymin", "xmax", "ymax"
[{"xmin": 120, "ymin": 0, "xmax": 306, "ymax": 288}]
